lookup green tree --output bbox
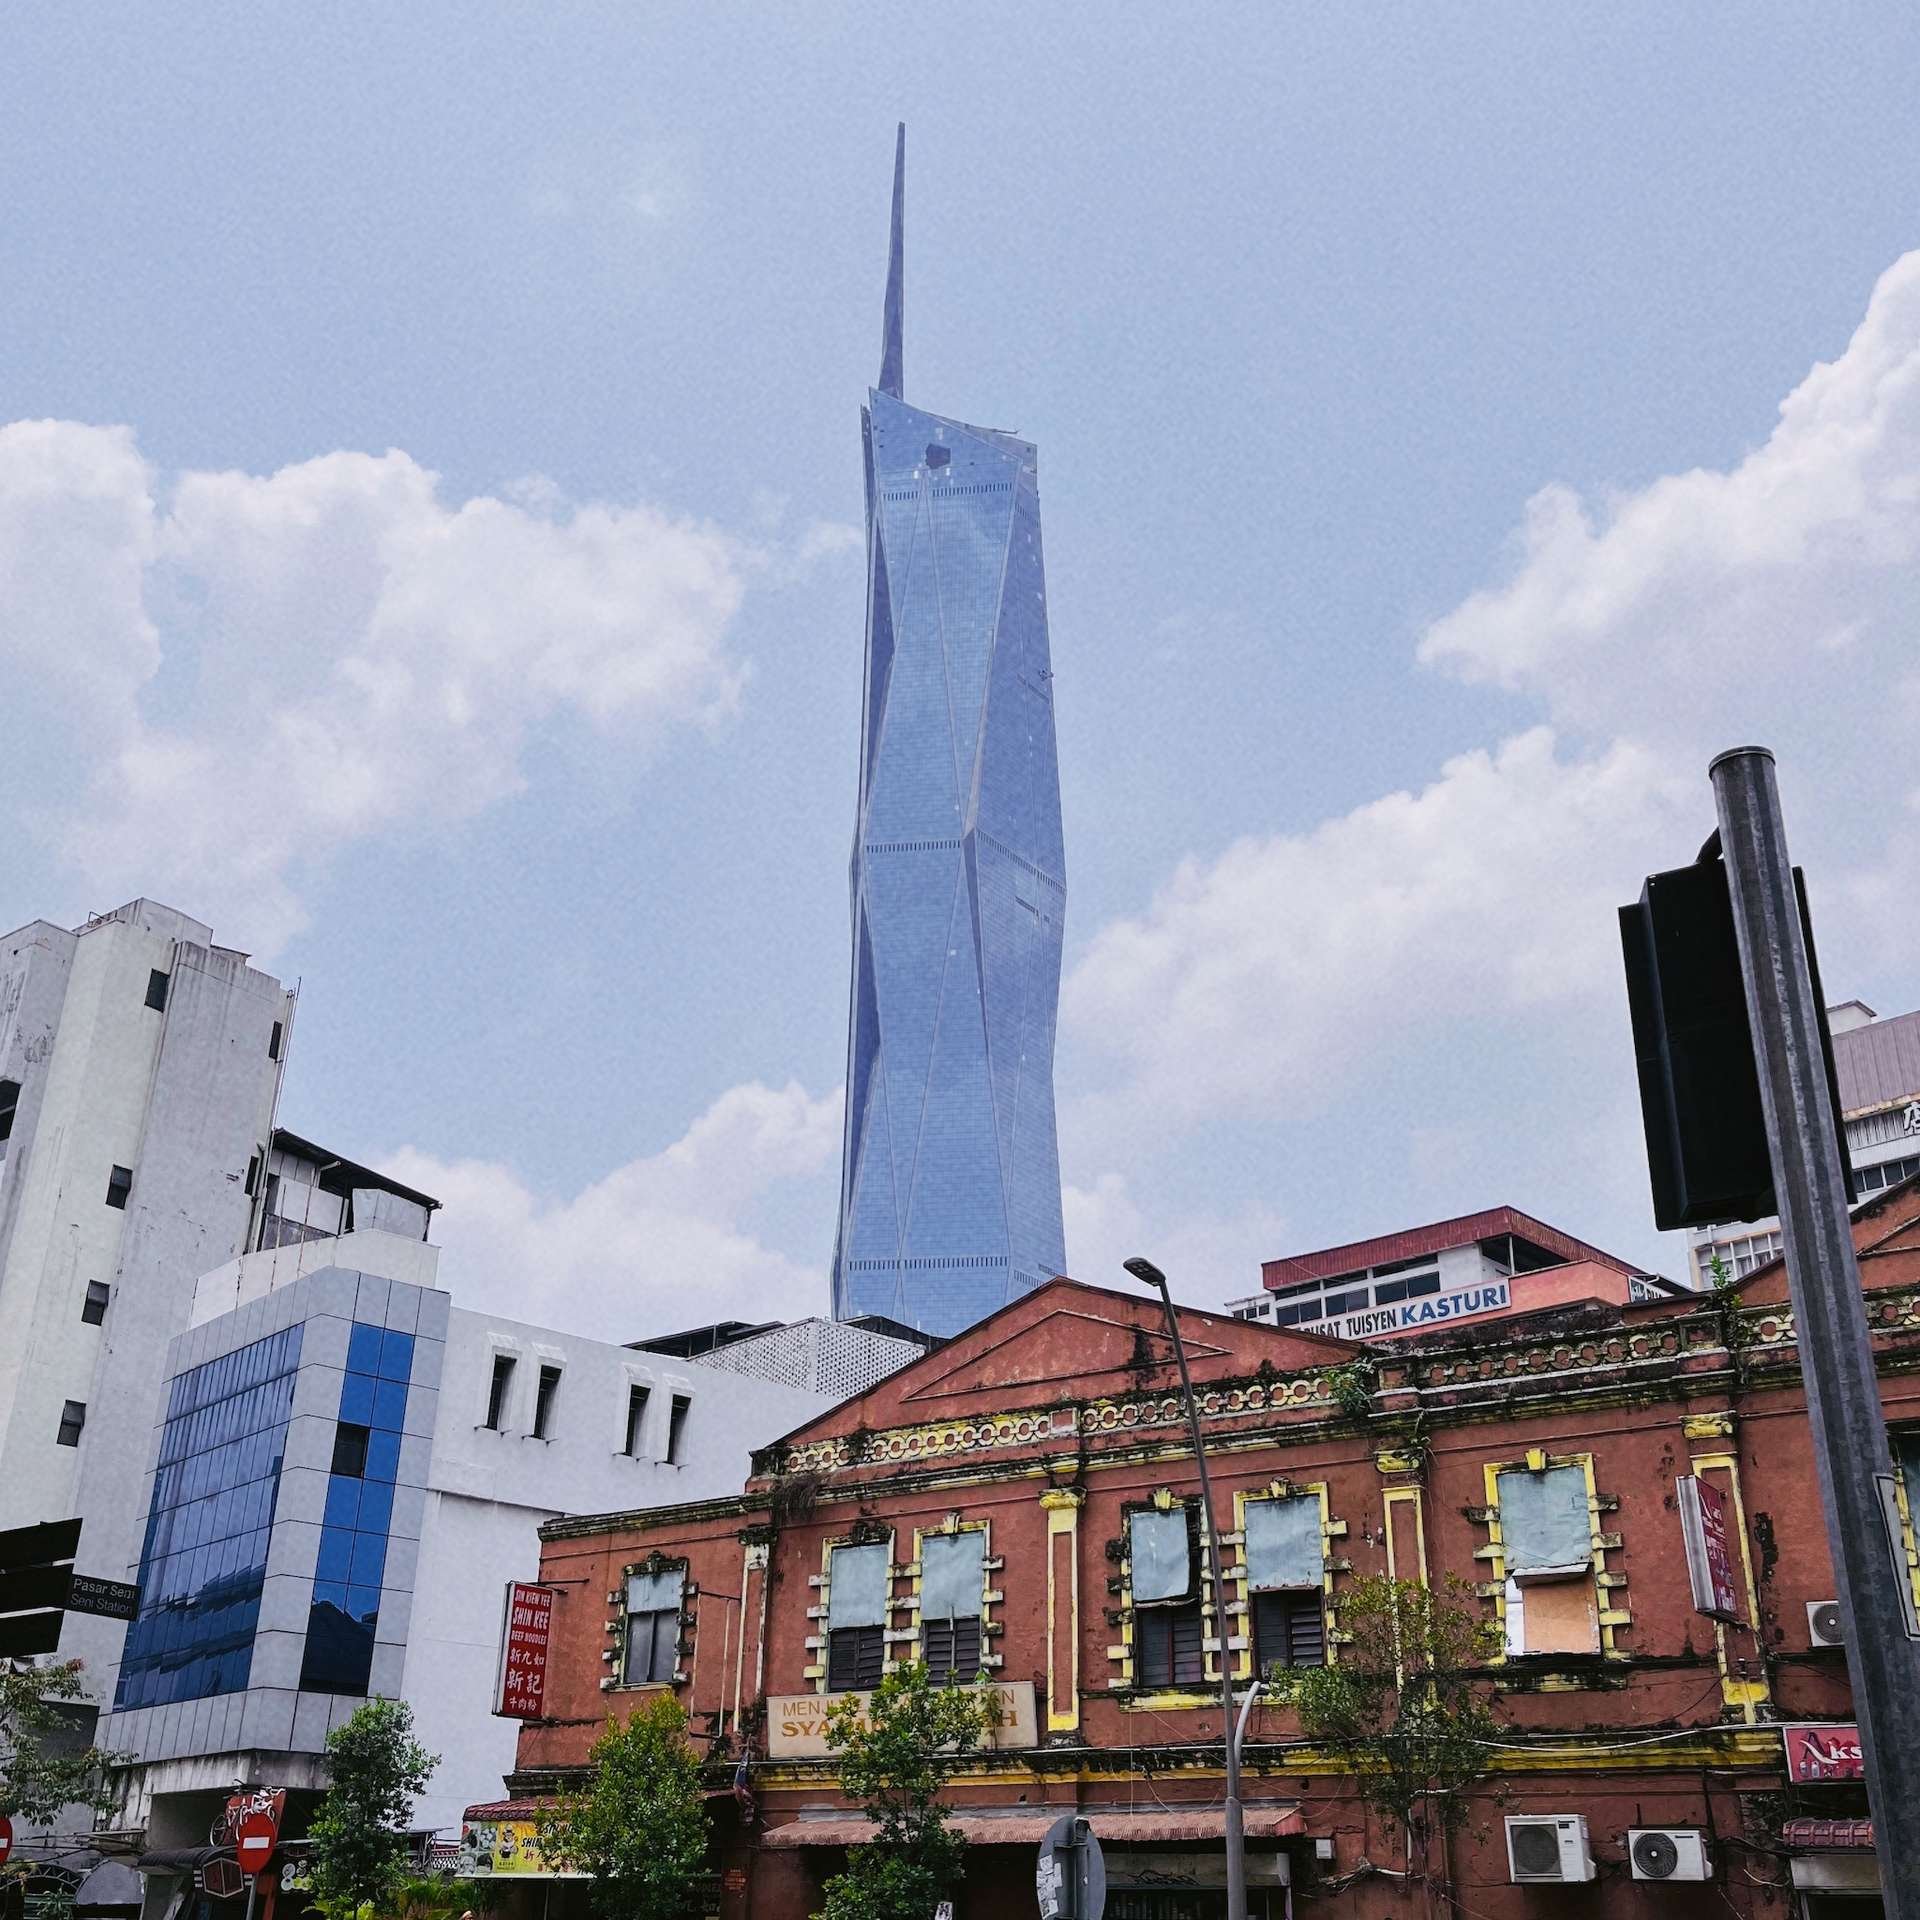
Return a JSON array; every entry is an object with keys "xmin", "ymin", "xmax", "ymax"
[
  {"xmin": 0, "ymin": 1661, "xmax": 125, "ymax": 1825},
  {"xmin": 817, "ymin": 1663, "xmax": 995, "ymax": 1920},
  {"xmin": 305, "ymin": 1698, "xmax": 438, "ymax": 1920},
  {"xmin": 535, "ymin": 1693, "xmax": 710, "ymax": 1920},
  {"xmin": 1265, "ymin": 1575, "xmax": 1500, "ymax": 1918}
]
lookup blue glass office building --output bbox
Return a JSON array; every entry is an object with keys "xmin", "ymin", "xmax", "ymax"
[
  {"xmin": 831, "ymin": 128, "xmax": 1068, "ymax": 1336},
  {"xmin": 106, "ymin": 1266, "xmax": 444, "ymax": 1760}
]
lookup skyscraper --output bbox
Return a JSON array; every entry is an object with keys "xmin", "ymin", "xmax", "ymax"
[{"xmin": 831, "ymin": 127, "xmax": 1068, "ymax": 1336}]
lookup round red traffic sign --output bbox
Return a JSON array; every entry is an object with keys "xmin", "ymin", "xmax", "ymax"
[
  {"xmin": 235, "ymin": 1811, "xmax": 278, "ymax": 1873},
  {"xmin": 0, "ymin": 1812, "xmax": 13, "ymax": 1865}
]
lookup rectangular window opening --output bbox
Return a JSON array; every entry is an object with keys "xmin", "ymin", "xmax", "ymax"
[
  {"xmin": 57, "ymin": 1400, "xmax": 87, "ymax": 1447},
  {"xmin": 622, "ymin": 1568, "xmax": 684, "ymax": 1686},
  {"xmin": 623, "ymin": 1383, "xmax": 650, "ymax": 1457},
  {"xmin": 105, "ymin": 1165, "xmax": 133, "ymax": 1210},
  {"xmin": 827, "ymin": 1625, "xmax": 885, "ymax": 1692},
  {"xmin": 331, "ymin": 1422, "xmax": 371, "ymax": 1477},
  {"xmin": 923, "ymin": 1615, "xmax": 982, "ymax": 1684},
  {"xmin": 144, "ymin": 969, "xmax": 169, "ymax": 1011},
  {"xmin": 666, "ymin": 1393, "xmax": 691, "ymax": 1464},
  {"xmin": 1135, "ymin": 1601, "xmax": 1204, "ymax": 1689},
  {"xmin": 484, "ymin": 1354, "xmax": 516, "ymax": 1431},
  {"xmin": 81, "ymin": 1281, "xmax": 111, "ymax": 1326},
  {"xmin": 269, "ymin": 1020, "xmax": 283, "ymax": 1062},
  {"xmin": 1252, "ymin": 1590, "xmax": 1326, "ymax": 1673},
  {"xmin": 0, "ymin": 1078, "xmax": 18, "ymax": 1146},
  {"xmin": 533, "ymin": 1365, "xmax": 561, "ymax": 1440}
]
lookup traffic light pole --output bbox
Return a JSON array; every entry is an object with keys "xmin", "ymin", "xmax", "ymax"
[{"xmin": 1711, "ymin": 746, "xmax": 1920, "ymax": 1917}]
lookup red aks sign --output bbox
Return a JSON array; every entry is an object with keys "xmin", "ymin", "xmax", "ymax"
[
  {"xmin": 496, "ymin": 1581, "xmax": 556, "ymax": 1719},
  {"xmin": 1783, "ymin": 1724, "xmax": 1866, "ymax": 1783}
]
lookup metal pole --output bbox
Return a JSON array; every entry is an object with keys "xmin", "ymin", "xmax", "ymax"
[
  {"xmin": 1711, "ymin": 745, "xmax": 1920, "ymax": 1918},
  {"xmin": 1124, "ymin": 1259, "xmax": 1247, "ymax": 1920}
]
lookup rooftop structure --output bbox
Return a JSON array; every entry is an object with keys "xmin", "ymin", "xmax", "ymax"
[{"xmin": 830, "ymin": 126, "xmax": 1068, "ymax": 1337}]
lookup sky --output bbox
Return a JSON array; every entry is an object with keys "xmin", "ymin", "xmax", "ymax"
[{"xmin": 6, "ymin": 6, "xmax": 1920, "ymax": 1331}]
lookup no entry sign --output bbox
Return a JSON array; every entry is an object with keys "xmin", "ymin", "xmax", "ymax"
[
  {"xmin": 0, "ymin": 1812, "xmax": 14, "ymax": 1865},
  {"xmin": 236, "ymin": 1810, "xmax": 279, "ymax": 1873}
]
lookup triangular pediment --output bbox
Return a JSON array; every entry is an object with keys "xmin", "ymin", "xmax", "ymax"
[{"xmin": 901, "ymin": 1306, "xmax": 1231, "ymax": 1405}]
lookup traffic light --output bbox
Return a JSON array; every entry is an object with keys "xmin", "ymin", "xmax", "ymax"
[
  {"xmin": 0, "ymin": 1518, "xmax": 81, "ymax": 1658},
  {"xmin": 1619, "ymin": 845, "xmax": 1852, "ymax": 1231}
]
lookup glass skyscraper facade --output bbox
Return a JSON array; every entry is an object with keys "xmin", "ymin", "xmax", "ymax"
[{"xmin": 832, "ymin": 127, "xmax": 1068, "ymax": 1336}]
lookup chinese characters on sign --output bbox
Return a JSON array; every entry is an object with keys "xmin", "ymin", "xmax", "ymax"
[
  {"xmin": 1677, "ymin": 1475, "xmax": 1743, "ymax": 1621},
  {"xmin": 1783, "ymin": 1724, "xmax": 1865, "ymax": 1782},
  {"xmin": 495, "ymin": 1581, "xmax": 555, "ymax": 1719},
  {"xmin": 1902, "ymin": 1100, "xmax": 1920, "ymax": 1137}
]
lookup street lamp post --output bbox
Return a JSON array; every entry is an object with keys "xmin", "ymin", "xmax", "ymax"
[{"xmin": 1123, "ymin": 1256, "xmax": 1248, "ymax": 1920}]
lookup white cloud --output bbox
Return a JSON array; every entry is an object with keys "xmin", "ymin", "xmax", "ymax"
[
  {"xmin": 1419, "ymin": 248, "xmax": 1920, "ymax": 744},
  {"xmin": 1064, "ymin": 1171, "xmax": 1287, "ymax": 1307},
  {"xmin": 1064, "ymin": 727, "xmax": 1687, "ymax": 1131},
  {"xmin": 379, "ymin": 1079, "xmax": 843, "ymax": 1337},
  {"xmin": 1, "ymin": 427, "xmax": 752, "ymax": 953}
]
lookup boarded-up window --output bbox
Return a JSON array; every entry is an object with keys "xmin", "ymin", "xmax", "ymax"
[
  {"xmin": 1504, "ymin": 1576, "xmax": 1599, "ymax": 1656},
  {"xmin": 624, "ymin": 1567, "xmax": 684, "ymax": 1685},
  {"xmin": 828, "ymin": 1542, "xmax": 892, "ymax": 1629},
  {"xmin": 1497, "ymin": 1465, "xmax": 1591, "ymax": 1579},
  {"xmin": 1245, "ymin": 1496, "xmax": 1324, "ymax": 1591},
  {"xmin": 1129, "ymin": 1508, "xmax": 1193, "ymax": 1604},
  {"xmin": 921, "ymin": 1532, "xmax": 984, "ymax": 1622}
]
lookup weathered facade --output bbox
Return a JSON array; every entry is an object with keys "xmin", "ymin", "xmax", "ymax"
[{"xmin": 504, "ymin": 1179, "xmax": 1920, "ymax": 1918}]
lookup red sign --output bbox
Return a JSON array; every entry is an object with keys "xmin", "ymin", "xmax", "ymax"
[
  {"xmin": 211, "ymin": 1787, "xmax": 285, "ymax": 1849},
  {"xmin": 236, "ymin": 1810, "xmax": 279, "ymax": 1873},
  {"xmin": 1784, "ymin": 1723, "xmax": 1866, "ymax": 1783},
  {"xmin": 496, "ymin": 1581, "xmax": 555, "ymax": 1719},
  {"xmin": 0, "ymin": 1813, "xmax": 13, "ymax": 1865},
  {"xmin": 1677, "ymin": 1475, "xmax": 1743, "ymax": 1621}
]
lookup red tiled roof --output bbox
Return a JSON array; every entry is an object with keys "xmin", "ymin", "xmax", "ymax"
[
  {"xmin": 1782, "ymin": 1818, "xmax": 1874, "ymax": 1851},
  {"xmin": 1262, "ymin": 1206, "xmax": 1635, "ymax": 1291}
]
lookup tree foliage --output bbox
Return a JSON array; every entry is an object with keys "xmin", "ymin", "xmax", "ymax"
[
  {"xmin": 0, "ymin": 1661, "xmax": 126, "ymax": 1825},
  {"xmin": 1264, "ymin": 1575, "xmax": 1500, "ymax": 1908},
  {"xmin": 534, "ymin": 1694, "xmax": 710, "ymax": 1920},
  {"xmin": 306, "ymin": 1698, "xmax": 438, "ymax": 1920},
  {"xmin": 817, "ymin": 1663, "xmax": 996, "ymax": 1920}
]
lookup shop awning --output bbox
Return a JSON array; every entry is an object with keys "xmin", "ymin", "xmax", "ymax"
[
  {"xmin": 762, "ymin": 1807, "xmax": 1303, "ymax": 1849},
  {"xmin": 134, "ymin": 1850, "xmax": 230, "ymax": 1875},
  {"xmin": 1782, "ymin": 1819, "xmax": 1875, "ymax": 1851}
]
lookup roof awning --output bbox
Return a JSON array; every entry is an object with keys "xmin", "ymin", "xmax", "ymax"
[
  {"xmin": 1782, "ymin": 1818, "xmax": 1875, "ymax": 1851},
  {"xmin": 134, "ymin": 1849, "xmax": 230, "ymax": 1874},
  {"xmin": 762, "ymin": 1807, "xmax": 1303, "ymax": 1850}
]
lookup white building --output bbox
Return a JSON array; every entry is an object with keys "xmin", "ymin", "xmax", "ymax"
[
  {"xmin": 98, "ymin": 1195, "xmax": 863, "ymax": 1873},
  {"xmin": 1687, "ymin": 1000, "xmax": 1920, "ymax": 1284},
  {"xmin": 0, "ymin": 901, "xmax": 292, "ymax": 1704}
]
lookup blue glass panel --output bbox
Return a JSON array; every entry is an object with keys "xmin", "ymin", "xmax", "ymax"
[
  {"xmin": 346, "ymin": 1584, "xmax": 381, "ymax": 1627},
  {"xmin": 324, "ymin": 1475, "xmax": 362, "ymax": 1531},
  {"xmin": 316, "ymin": 1528, "xmax": 354, "ymax": 1584},
  {"xmin": 371, "ymin": 1379, "xmax": 407, "ymax": 1431},
  {"xmin": 113, "ymin": 1321, "xmax": 303, "ymax": 1711},
  {"xmin": 347, "ymin": 1323, "xmax": 384, "ymax": 1374},
  {"xmin": 338, "ymin": 1372, "xmax": 375, "ymax": 1424},
  {"xmin": 348, "ymin": 1532, "xmax": 388, "ymax": 1589},
  {"xmin": 354, "ymin": 1478, "xmax": 394, "ymax": 1536},
  {"xmin": 377, "ymin": 1330, "xmax": 415, "ymax": 1382},
  {"xmin": 365, "ymin": 1428, "xmax": 402, "ymax": 1483}
]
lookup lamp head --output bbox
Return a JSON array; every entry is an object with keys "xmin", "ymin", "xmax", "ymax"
[{"xmin": 1123, "ymin": 1256, "xmax": 1170, "ymax": 1291}]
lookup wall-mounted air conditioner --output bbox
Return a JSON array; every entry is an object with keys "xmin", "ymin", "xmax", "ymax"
[
  {"xmin": 1629, "ymin": 1829, "xmax": 1710, "ymax": 1881},
  {"xmin": 1506, "ymin": 1815, "xmax": 1595, "ymax": 1884},
  {"xmin": 1807, "ymin": 1599, "xmax": 1845, "ymax": 1647}
]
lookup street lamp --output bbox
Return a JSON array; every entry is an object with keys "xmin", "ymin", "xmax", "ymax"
[{"xmin": 1122, "ymin": 1256, "xmax": 1248, "ymax": 1920}]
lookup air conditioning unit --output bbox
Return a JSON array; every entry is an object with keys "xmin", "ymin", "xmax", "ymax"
[
  {"xmin": 1807, "ymin": 1599, "xmax": 1845, "ymax": 1647},
  {"xmin": 1506, "ymin": 1815, "xmax": 1595, "ymax": 1884},
  {"xmin": 1629, "ymin": 1829, "xmax": 1710, "ymax": 1881}
]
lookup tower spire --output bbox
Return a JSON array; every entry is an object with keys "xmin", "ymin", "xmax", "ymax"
[{"xmin": 878, "ymin": 123, "xmax": 904, "ymax": 399}]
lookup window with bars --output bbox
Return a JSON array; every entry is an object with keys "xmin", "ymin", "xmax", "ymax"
[
  {"xmin": 1135, "ymin": 1601, "xmax": 1204, "ymax": 1688},
  {"xmin": 1252, "ymin": 1590, "xmax": 1325, "ymax": 1672}
]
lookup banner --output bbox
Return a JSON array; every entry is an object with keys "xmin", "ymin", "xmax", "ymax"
[{"xmin": 495, "ymin": 1582, "xmax": 555, "ymax": 1719}]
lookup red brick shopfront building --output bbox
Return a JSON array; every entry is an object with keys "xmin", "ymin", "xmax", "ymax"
[{"xmin": 496, "ymin": 1182, "xmax": 1920, "ymax": 1918}]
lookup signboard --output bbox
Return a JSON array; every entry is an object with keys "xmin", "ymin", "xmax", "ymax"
[
  {"xmin": 236, "ymin": 1811, "xmax": 279, "ymax": 1874},
  {"xmin": 1677, "ymin": 1476, "xmax": 1743, "ymax": 1621},
  {"xmin": 767, "ymin": 1680, "xmax": 1038, "ymax": 1759},
  {"xmin": 198, "ymin": 1861, "xmax": 247, "ymax": 1901},
  {"xmin": 456, "ymin": 1819, "xmax": 584, "ymax": 1879},
  {"xmin": 1302, "ymin": 1280, "xmax": 1512, "ymax": 1344},
  {"xmin": 0, "ymin": 1813, "xmax": 12, "ymax": 1866},
  {"xmin": 1783, "ymin": 1724, "xmax": 1866, "ymax": 1783},
  {"xmin": 1036, "ymin": 1813, "xmax": 1105, "ymax": 1920},
  {"xmin": 495, "ymin": 1582, "xmax": 555, "ymax": 1719},
  {"xmin": 211, "ymin": 1789, "xmax": 285, "ymax": 1850},
  {"xmin": 67, "ymin": 1575, "xmax": 140, "ymax": 1622}
]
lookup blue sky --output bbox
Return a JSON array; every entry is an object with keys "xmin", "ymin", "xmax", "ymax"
[{"xmin": 6, "ymin": 6, "xmax": 1920, "ymax": 1329}]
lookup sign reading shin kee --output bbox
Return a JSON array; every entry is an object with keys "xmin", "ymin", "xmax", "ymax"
[{"xmin": 768, "ymin": 1680, "xmax": 1037, "ymax": 1758}]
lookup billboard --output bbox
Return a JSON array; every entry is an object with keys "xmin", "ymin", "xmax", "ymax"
[
  {"xmin": 1303, "ymin": 1280, "xmax": 1512, "ymax": 1343},
  {"xmin": 495, "ymin": 1582, "xmax": 555, "ymax": 1719},
  {"xmin": 1677, "ymin": 1475, "xmax": 1743, "ymax": 1621},
  {"xmin": 1782, "ymin": 1724, "xmax": 1865, "ymax": 1783}
]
